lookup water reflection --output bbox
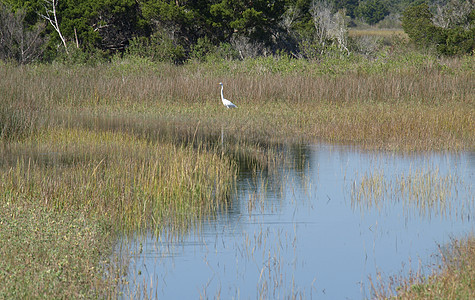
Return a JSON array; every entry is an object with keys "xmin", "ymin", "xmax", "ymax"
[{"xmin": 117, "ymin": 144, "xmax": 474, "ymax": 299}]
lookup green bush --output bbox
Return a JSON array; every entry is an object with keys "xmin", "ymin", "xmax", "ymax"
[
  {"xmin": 53, "ymin": 43, "xmax": 108, "ymax": 66},
  {"xmin": 190, "ymin": 36, "xmax": 216, "ymax": 61},
  {"xmin": 402, "ymin": 4, "xmax": 442, "ymax": 49},
  {"xmin": 402, "ymin": 3, "xmax": 474, "ymax": 55},
  {"xmin": 126, "ymin": 32, "xmax": 185, "ymax": 63},
  {"xmin": 437, "ymin": 26, "xmax": 475, "ymax": 56},
  {"xmin": 356, "ymin": 0, "xmax": 390, "ymax": 25}
]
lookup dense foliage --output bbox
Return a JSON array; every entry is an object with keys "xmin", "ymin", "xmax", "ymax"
[
  {"xmin": 402, "ymin": 1, "xmax": 474, "ymax": 55},
  {"xmin": 355, "ymin": 0, "xmax": 389, "ymax": 25},
  {"xmin": 0, "ymin": 0, "xmax": 473, "ymax": 63}
]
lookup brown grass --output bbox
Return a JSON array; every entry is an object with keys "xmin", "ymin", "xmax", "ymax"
[{"xmin": 349, "ymin": 29, "xmax": 408, "ymax": 39}]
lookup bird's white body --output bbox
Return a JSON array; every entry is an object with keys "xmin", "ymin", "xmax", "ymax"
[{"xmin": 219, "ymin": 82, "xmax": 237, "ymax": 108}]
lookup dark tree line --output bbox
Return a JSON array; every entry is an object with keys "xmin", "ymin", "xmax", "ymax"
[{"xmin": 0, "ymin": 0, "xmax": 473, "ymax": 64}]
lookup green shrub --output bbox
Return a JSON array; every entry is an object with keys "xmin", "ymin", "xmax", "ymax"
[
  {"xmin": 126, "ymin": 32, "xmax": 185, "ymax": 63},
  {"xmin": 402, "ymin": 2, "xmax": 474, "ymax": 55}
]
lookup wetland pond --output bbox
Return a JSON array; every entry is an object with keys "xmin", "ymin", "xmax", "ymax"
[{"xmin": 117, "ymin": 144, "xmax": 474, "ymax": 299}]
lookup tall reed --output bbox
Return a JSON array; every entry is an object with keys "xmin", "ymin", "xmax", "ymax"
[{"xmin": 0, "ymin": 128, "xmax": 236, "ymax": 233}]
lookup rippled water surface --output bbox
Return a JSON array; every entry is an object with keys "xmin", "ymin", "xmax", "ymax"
[{"xmin": 118, "ymin": 144, "xmax": 474, "ymax": 299}]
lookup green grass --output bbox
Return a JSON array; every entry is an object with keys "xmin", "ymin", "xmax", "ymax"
[{"xmin": 0, "ymin": 202, "xmax": 116, "ymax": 299}]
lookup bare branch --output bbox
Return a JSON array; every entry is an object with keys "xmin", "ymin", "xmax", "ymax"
[
  {"xmin": 39, "ymin": 0, "xmax": 68, "ymax": 53},
  {"xmin": 432, "ymin": 0, "xmax": 475, "ymax": 30},
  {"xmin": 310, "ymin": 0, "xmax": 349, "ymax": 55}
]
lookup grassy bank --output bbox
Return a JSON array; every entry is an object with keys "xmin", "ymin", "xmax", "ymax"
[
  {"xmin": 0, "ymin": 52, "xmax": 473, "ymax": 297},
  {"xmin": 1, "ymin": 127, "xmax": 236, "ymax": 229},
  {"xmin": 0, "ymin": 202, "xmax": 116, "ymax": 298},
  {"xmin": 371, "ymin": 236, "xmax": 475, "ymax": 299}
]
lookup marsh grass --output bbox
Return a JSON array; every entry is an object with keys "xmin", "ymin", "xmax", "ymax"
[
  {"xmin": 371, "ymin": 236, "xmax": 475, "ymax": 299},
  {"xmin": 0, "ymin": 201, "xmax": 118, "ymax": 298},
  {"xmin": 351, "ymin": 166, "xmax": 471, "ymax": 220},
  {"xmin": 1, "ymin": 53, "xmax": 473, "ymax": 150},
  {"xmin": 0, "ymin": 126, "xmax": 237, "ymax": 296},
  {"xmin": 352, "ymin": 163, "xmax": 474, "ymax": 298},
  {"xmin": 1, "ymin": 127, "xmax": 236, "ymax": 233}
]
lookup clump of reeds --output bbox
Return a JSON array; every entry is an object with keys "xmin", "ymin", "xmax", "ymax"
[
  {"xmin": 351, "ymin": 167, "xmax": 469, "ymax": 220},
  {"xmin": 0, "ymin": 67, "xmax": 41, "ymax": 142},
  {"xmin": 371, "ymin": 236, "xmax": 475, "ymax": 299},
  {"xmin": 0, "ymin": 127, "xmax": 236, "ymax": 233}
]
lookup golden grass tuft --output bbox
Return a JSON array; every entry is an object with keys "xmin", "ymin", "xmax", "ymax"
[{"xmin": 351, "ymin": 166, "xmax": 470, "ymax": 220}]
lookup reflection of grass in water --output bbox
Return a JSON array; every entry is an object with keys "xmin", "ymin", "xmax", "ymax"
[
  {"xmin": 244, "ymin": 148, "xmax": 312, "ymax": 217},
  {"xmin": 351, "ymin": 167, "xmax": 469, "ymax": 219}
]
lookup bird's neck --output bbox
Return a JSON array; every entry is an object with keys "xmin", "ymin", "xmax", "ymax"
[{"xmin": 220, "ymin": 86, "xmax": 224, "ymax": 100}]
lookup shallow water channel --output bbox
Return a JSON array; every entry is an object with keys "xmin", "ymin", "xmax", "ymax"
[{"xmin": 117, "ymin": 144, "xmax": 474, "ymax": 299}]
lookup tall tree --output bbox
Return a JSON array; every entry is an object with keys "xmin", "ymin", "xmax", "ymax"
[{"xmin": 402, "ymin": 3, "xmax": 441, "ymax": 48}]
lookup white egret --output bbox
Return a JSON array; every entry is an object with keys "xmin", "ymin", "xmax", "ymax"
[{"xmin": 219, "ymin": 82, "xmax": 237, "ymax": 108}]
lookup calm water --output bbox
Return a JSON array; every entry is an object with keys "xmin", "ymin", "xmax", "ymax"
[{"xmin": 117, "ymin": 144, "xmax": 474, "ymax": 299}]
